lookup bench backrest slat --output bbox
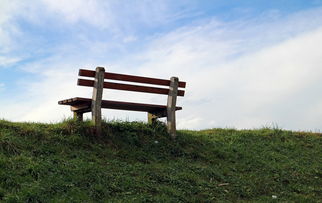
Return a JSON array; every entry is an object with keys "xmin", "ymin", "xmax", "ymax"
[
  {"xmin": 79, "ymin": 69, "xmax": 186, "ymax": 88},
  {"xmin": 78, "ymin": 79, "xmax": 185, "ymax": 96}
]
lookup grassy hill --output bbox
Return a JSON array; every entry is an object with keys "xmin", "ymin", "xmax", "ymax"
[{"xmin": 0, "ymin": 119, "xmax": 321, "ymax": 202}]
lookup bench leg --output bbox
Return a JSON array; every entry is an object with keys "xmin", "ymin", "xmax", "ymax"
[
  {"xmin": 167, "ymin": 110, "xmax": 176, "ymax": 138},
  {"xmin": 91, "ymin": 67, "xmax": 105, "ymax": 137},
  {"xmin": 167, "ymin": 77, "xmax": 179, "ymax": 138},
  {"xmin": 148, "ymin": 113, "xmax": 158, "ymax": 124},
  {"xmin": 73, "ymin": 111, "xmax": 83, "ymax": 121}
]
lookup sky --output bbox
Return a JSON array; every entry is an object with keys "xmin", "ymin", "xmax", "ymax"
[{"xmin": 1, "ymin": 0, "xmax": 322, "ymax": 131}]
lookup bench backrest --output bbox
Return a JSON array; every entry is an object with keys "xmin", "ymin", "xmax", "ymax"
[{"xmin": 77, "ymin": 68, "xmax": 186, "ymax": 96}]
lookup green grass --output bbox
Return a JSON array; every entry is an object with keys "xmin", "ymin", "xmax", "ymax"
[{"xmin": 0, "ymin": 119, "xmax": 321, "ymax": 202}]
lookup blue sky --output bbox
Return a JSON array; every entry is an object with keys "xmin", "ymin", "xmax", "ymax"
[{"xmin": 1, "ymin": 0, "xmax": 322, "ymax": 131}]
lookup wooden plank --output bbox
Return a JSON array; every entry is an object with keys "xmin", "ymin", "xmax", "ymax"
[
  {"xmin": 58, "ymin": 97, "xmax": 182, "ymax": 114},
  {"xmin": 91, "ymin": 67, "xmax": 105, "ymax": 137},
  {"xmin": 58, "ymin": 97, "xmax": 91, "ymax": 106},
  {"xmin": 79, "ymin": 69, "xmax": 96, "ymax": 77},
  {"xmin": 70, "ymin": 104, "xmax": 90, "ymax": 111},
  {"xmin": 167, "ymin": 77, "xmax": 179, "ymax": 138},
  {"xmin": 79, "ymin": 69, "xmax": 186, "ymax": 88},
  {"xmin": 100, "ymin": 100, "xmax": 180, "ymax": 114},
  {"xmin": 78, "ymin": 79, "xmax": 185, "ymax": 96},
  {"xmin": 77, "ymin": 78, "xmax": 94, "ymax": 86}
]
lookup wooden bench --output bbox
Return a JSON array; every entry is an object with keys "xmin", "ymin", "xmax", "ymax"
[{"xmin": 58, "ymin": 67, "xmax": 186, "ymax": 137}]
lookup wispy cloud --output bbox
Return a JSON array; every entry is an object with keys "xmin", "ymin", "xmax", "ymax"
[
  {"xmin": 129, "ymin": 7, "xmax": 322, "ymax": 130},
  {"xmin": 41, "ymin": 0, "xmax": 112, "ymax": 28},
  {"xmin": 0, "ymin": 56, "xmax": 20, "ymax": 67}
]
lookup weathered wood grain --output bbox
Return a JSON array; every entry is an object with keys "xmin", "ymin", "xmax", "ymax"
[
  {"xmin": 91, "ymin": 67, "xmax": 105, "ymax": 137},
  {"xmin": 167, "ymin": 77, "xmax": 179, "ymax": 138}
]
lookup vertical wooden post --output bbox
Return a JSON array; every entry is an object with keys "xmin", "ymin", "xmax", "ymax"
[
  {"xmin": 73, "ymin": 111, "xmax": 83, "ymax": 121},
  {"xmin": 167, "ymin": 77, "xmax": 179, "ymax": 138},
  {"xmin": 91, "ymin": 67, "xmax": 105, "ymax": 137},
  {"xmin": 148, "ymin": 113, "xmax": 158, "ymax": 124}
]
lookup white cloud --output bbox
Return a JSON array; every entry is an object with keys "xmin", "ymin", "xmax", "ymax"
[
  {"xmin": 131, "ymin": 8, "xmax": 322, "ymax": 130},
  {"xmin": 0, "ymin": 56, "xmax": 20, "ymax": 67},
  {"xmin": 0, "ymin": 0, "xmax": 22, "ymax": 54},
  {"xmin": 123, "ymin": 36, "xmax": 137, "ymax": 43},
  {"xmin": 37, "ymin": 0, "xmax": 190, "ymax": 34},
  {"xmin": 0, "ymin": 0, "xmax": 17, "ymax": 24},
  {"xmin": 40, "ymin": 0, "xmax": 111, "ymax": 28},
  {"xmin": 0, "ymin": 0, "xmax": 190, "ymax": 68}
]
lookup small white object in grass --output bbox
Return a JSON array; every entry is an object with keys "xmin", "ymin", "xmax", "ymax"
[
  {"xmin": 154, "ymin": 140, "xmax": 159, "ymax": 144},
  {"xmin": 272, "ymin": 195, "xmax": 277, "ymax": 199}
]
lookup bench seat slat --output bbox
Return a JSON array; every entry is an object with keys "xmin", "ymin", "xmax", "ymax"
[
  {"xmin": 79, "ymin": 69, "xmax": 186, "ymax": 88},
  {"xmin": 78, "ymin": 79, "xmax": 185, "ymax": 96},
  {"xmin": 58, "ymin": 97, "xmax": 182, "ymax": 114}
]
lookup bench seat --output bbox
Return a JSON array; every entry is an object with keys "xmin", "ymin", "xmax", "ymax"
[{"xmin": 58, "ymin": 97, "xmax": 182, "ymax": 117}]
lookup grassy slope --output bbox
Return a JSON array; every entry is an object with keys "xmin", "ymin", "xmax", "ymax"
[{"xmin": 0, "ymin": 120, "xmax": 321, "ymax": 202}]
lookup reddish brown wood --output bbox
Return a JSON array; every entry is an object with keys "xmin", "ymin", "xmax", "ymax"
[
  {"xmin": 58, "ymin": 97, "xmax": 182, "ymax": 115},
  {"xmin": 79, "ymin": 69, "xmax": 95, "ymax": 77},
  {"xmin": 77, "ymin": 79, "xmax": 185, "ymax": 96},
  {"xmin": 58, "ymin": 97, "xmax": 91, "ymax": 106},
  {"xmin": 77, "ymin": 79, "xmax": 94, "ymax": 87},
  {"xmin": 79, "ymin": 69, "xmax": 186, "ymax": 88}
]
